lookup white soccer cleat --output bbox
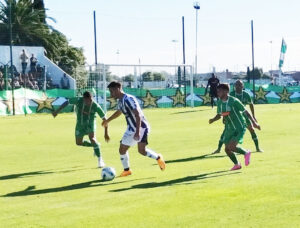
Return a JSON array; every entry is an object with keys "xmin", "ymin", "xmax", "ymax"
[{"xmin": 98, "ymin": 157, "xmax": 106, "ymax": 168}]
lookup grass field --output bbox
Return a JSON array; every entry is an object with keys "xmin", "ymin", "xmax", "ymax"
[{"xmin": 0, "ymin": 104, "xmax": 300, "ymax": 228}]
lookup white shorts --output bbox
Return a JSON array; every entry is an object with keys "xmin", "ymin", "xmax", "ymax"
[{"xmin": 121, "ymin": 127, "xmax": 149, "ymax": 146}]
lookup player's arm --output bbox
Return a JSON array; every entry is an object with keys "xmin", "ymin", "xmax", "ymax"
[
  {"xmin": 209, "ymin": 114, "xmax": 221, "ymax": 124},
  {"xmin": 243, "ymin": 110, "xmax": 260, "ymax": 130},
  {"xmin": 102, "ymin": 110, "xmax": 122, "ymax": 127},
  {"xmin": 249, "ymin": 103, "xmax": 256, "ymax": 122},
  {"xmin": 132, "ymin": 109, "xmax": 141, "ymax": 141},
  {"xmin": 52, "ymin": 100, "xmax": 69, "ymax": 118},
  {"xmin": 205, "ymin": 80, "xmax": 210, "ymax": 94},
  {"xmin": 96, "ymin": 105, "xmax": 110, "ymax": 142}
]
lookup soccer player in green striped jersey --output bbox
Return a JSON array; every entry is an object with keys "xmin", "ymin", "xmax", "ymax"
[
  {"xmin": 209, "ymin": 84, "xmax": 261, "ymax": 170},
  {"xmin": 213, "ymin": 80, "xmax": 263, "ymax": 154},
  {"xmin": 52, "ymin": 91, "xmax": 110, "ymax": 168}
]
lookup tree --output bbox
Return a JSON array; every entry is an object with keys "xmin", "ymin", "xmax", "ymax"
[
  {"xmin": 0, "ymin": 0, "xmax": 88, "ymax": 87},
  {"xmin": 153, "ymin": 72, "xmax": 165, "ymax": 81},
  {"xmin": 123, "ymin": 74, "xmax": 134, "ymax": 82},
  {"xmin": 247, "ymin": 67, "xmax": 263, "ymax": 80},
  {"xmin": 142, "ymin": 71, "xmax": 153, "ymax": 81}
]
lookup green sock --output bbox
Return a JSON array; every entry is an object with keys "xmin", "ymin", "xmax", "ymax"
[
  {"xmin": 217, "ymin": 140, "xmax": 223, "ymax": 151},
  {"xmin": 235, "ymin": 147, "xmax": 247, "ymax": 155},
  {"xmin": 227, "ymin": 152, "xmax": 238, "ymax": 164},
  {"xmin": 82, "ymin": 141, "xmax": 93, "ymax": 147},
  {"xmin": 93, "ymin": 143, "xmax": 101, "ymax": 158},
  {"xmin": 251, "ymin": 131, "xmax": 259, "ymax": 150}
]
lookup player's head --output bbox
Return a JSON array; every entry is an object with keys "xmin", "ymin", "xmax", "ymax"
[
  {"xmin": 212, "ymin": 73, "xmax": 216, "ymax": 78},
  {"xmin": 83, "ymin": 91, "xmax": 92, "ymax": 105},
  {"xmin": 217, "ymin": 83, "xmax": 230, "ymax": 99},
  {"xmin": 235, "ymin": 80, "xmax": 244, "ymax": 93},
  {"xmin": 107, "ymin": 81, "xmax": 122, "ymax": 99}
]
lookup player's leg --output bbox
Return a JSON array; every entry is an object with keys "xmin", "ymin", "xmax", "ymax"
[
  {"xmin": 137, "ymin": 142, "xmax": 166, "ymax": 171},
  {"xmin": 119, "ymin": 143, "xmax": 132, "ymax": 176},
  {"xmin": 75, "ymin": 127, "xmax": 92, "ymax": 147},
  {"xmin": 75, "ymin": 136, "xmax": 84, "ymax": 146},
  {"xmin": 210, "ymin": 94, "xmax": 214, "ymax": 108},
  {"xmin": 230, "ymin": 128, "xmax": 251, "ymax": 166},
  {"xmin": 88, "ymin": 132, "xmax": 105, "ymax": 168},
  {"xmin": 247, "ymin": 125, "xmax": 263, "ymax": 152},
  {"xmin": 213, "ymin": 129, "xmax": 225, "ymax": 154},
  {"xmin": 225, "ymin": 141, "xmax": 241, "ymax": 170}
]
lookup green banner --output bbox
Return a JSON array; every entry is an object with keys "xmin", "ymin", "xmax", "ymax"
[{"xmin": 0, "ymin": 84, "xmax": 299, "ymax": 115}]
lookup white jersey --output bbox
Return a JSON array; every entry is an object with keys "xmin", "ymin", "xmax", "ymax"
[{"xmin": 118, "ymin": 94, "xmax": 150, "ymax": 132}]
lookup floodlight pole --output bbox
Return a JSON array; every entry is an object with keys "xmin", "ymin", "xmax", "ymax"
[
  {"xmin": 182, "ymin": 16, "xmax": 187, "ymax": 107},
  {"xmin": 9, "ymin": 0, "xmax": 15, "ymax": 115},
  {"xmin": 194, "ymin": 2, "xmax": 200, "ymax": 79},
  {"xmin": 93, "ymin": 10, "xmax": 99, "ymax": 103},
  {"xmin": 251, "ymin": 20, "xmax": 255, "ymax": 101}
]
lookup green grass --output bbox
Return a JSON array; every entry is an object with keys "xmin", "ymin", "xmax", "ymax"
[{"xmin": 0, "ymin": 104, "xmax": 300, "ymax": 228}]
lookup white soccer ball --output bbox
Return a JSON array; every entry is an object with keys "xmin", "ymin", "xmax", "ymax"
[{"xmin": 101, "ymin": 167, "xmax": 116, "ymax": 181}]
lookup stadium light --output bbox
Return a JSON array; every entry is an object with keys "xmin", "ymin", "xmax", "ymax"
[{"xmin": 193, "ymin": 2, "xmax": 200, "ymax": 78}]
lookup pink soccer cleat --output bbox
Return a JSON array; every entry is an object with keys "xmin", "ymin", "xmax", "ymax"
[
  {"xmin": 244, "ymin": 151, "xmax": 251, "ymax": 166},
  {"xmin": 231, "ymin": 163, "xmax": 242, "ymax": 171}
]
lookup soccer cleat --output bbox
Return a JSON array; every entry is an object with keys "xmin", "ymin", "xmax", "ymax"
[
  {"xmin": 98, "ymin": 157, "xmax": 106, "ymax": 168},
  {"xmin": 157, "ymin": 154, "xmax": 166, "ymax": 171},
  {"xmin": 119, "ymin": 170, "xmax": 132, "ymax": 177},
  {"xmin": 212, "ymin": 149, "xmax": 220, "ymax": 154},
  {"xmin": 231, "ymin": 163, "xmax": 242, "ymax": 171},
  {"xmin": 257, "ymin": 148, "xmax": 264, "ymax": 152},
  {"xmin": 244, "ymin": 151, "xmax": 251, "ymax": 166}
]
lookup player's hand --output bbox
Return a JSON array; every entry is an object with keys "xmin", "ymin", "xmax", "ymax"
[
  {"xmin": 104, "ymin": 134, "xmax": 110, "ymax": 142},
  {"xmin": 134, "ymin": 132, "xmax": 140, "ymax": 141},
  {"xmin": 253, "ymin": 122, "xmax": 261, "ymax": 130},
  {"xmin": 52, "ymin": 111, "xmax": 57, "ymax": 118},
  {"xmin": 209, "ymin": 119, "xmax": 214, "ymax": 124},
  {"xmin": 102, "ymin": 120, "xmax": 108, "ymax": 127}
]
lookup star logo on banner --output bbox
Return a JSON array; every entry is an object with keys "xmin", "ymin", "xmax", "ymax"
[
  {"xmin": 200, "ymin": 92, "xmax": 211, "ymax": 105},
  {"xmin": 255, "ymin": 87, "xmax": 268, "ymax": 102},
  {"xmin": 171, "ymin": 89, "xmax": 185, "ymax": 106},
  {"xmin": 1, "ymin": 94, "xmax": 26, "ymax": 114},
  {"xmin": 32, "ymin": 94, "xmax": 56, "ymax": 112},
  {"xmin": 142, "ymin": 91, "xmax": 158, "ymax": 108},
  {"xmin": 277, "ymin": 87, "xmax": 291, "ymax": 103},
  {"xmin": 107, "ymin": 97, "xmax": 118, "ymax": 109}
]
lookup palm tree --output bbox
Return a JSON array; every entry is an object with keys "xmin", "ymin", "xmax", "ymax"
[{"xmin": 0, "ymin": 0, "xmax": 59, "ymax": 58}]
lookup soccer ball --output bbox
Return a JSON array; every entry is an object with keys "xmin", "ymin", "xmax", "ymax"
[{"xmin": 101, "ymin": 167, "xmax": 116, "ymax": 181}]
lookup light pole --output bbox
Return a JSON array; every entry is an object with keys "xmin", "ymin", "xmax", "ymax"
[
  {"xmin": 193, "ymin": 2, "xmax": 200, "ymax": 78},
  {"xmin": 269, "ymin": 40, "xmax": 273, "ymax": 77},
  {"xmin": 171, "ymin": 39, "xmax": 178, "ymax": 76}
]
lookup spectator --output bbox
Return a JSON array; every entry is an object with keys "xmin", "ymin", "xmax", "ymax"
[
  {"xmin": 0, "ymin": 78, "xmax": 4, "ymax": 90},
  {"xmin": 32, "ymin": 81, "xmax": 39, "ymax": 90},
  {"xmin": 46, "ymin": 78, "xmax": 53, "ymax": 89},
  {"xmin": 20, "ymin": 49, "xmax": 29, "ymax": 74},
  {"xmin": 60, "ymin": 73, "xmax": 70, "ymax": 89},
  {"xmin": 14, "ymin": 77, "xmax": 21, "ymax": 89},
  {"xmin": 30, "ymin": 54, "xmax": 38, "ymax": 75}
]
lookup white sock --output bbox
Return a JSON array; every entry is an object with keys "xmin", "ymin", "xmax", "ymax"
[
  {"xmin": 120, "ymin": 153, "xmax": 130, "ymax": 170},
  {"xmin": 146, "ymin": 148, "xmax": 159, "ymax": 160}
]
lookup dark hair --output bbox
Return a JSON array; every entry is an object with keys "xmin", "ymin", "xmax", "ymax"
[
  {"xmin": 83, "ymin": 91, "xmax": 92, "ymax": 98},
  {"xmin": 217, "ymin": 83, "xmax": 230, "ymax": 92},
  {"xmin": 107, "ymin": 81, "xmax": 121, "ymax": 89}
]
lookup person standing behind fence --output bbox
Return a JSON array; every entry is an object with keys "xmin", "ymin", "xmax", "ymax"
[
  {"xmin": 60, "ymin": 73, "xmax": 70, "ymax": 89},
  {"xmin": 20, "ymin": 50, "xmax": 29, "ymax": 74},
  {"xmin": 30, "ymin": 54, "xmax": 38, "ymax": 76}
]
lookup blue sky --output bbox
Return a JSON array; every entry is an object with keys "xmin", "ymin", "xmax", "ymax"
[{"xmin": 45, "ymin": 0, "xmax": 300, "ymax": 73}]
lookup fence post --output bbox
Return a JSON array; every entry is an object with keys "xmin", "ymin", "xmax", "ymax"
[{"xmin": 102, "ymin": 64, "xmax": 107, "ymax": 112}]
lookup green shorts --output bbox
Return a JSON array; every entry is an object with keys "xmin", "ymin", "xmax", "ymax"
[
  {"xmin": 75, "ymin": 124, "xmax": 96, "ymax": 138},
  {"xmin": 223, "ymin": 127, "xmax": 246, "ymax": 145}
]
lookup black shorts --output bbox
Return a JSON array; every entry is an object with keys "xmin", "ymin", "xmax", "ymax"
[{"xmin": 210, "ymin": 90, "xmax": 218, "ymax": 98}]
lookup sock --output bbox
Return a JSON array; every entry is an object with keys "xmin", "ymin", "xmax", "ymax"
[
  {"xmin": 251, "ymin": 131, "xmax": 259, "ymax": 150},
  {"xmin": 235, "ymin": 147, "xmax": 247, "ymax": 155},
  {"xmin": 120, "ymin": 153, "xmax": 130, "ymax": 170},
  {"xmin": 145, "ymin": 148, "xmax": 159, "ymax": 160},
  {"xmin": 227, "ymin": 152, "xmax": 238, "ymax": 164},
  {"xmin": 82, "ymin": 140, "xmax": 93, "ymax": 147},
  {"xmin": 93, "ymin": 142, "xmax": 101, "ymax": 158},
  {"xmin": 217, "ymin": 140, "xmax": 223, "ymax": 151}
]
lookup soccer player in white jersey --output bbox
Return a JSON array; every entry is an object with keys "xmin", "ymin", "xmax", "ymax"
[{"xmin": 102, "ymin": 81, "xmax": 166, "ymax": 177}]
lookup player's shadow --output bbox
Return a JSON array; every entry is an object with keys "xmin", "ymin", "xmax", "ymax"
[
  {"xmin": 2, "ymin": 178, "xmax": 153, "ymax": 197},
  {"xmin": 0, "ymin": 171, "xmax": 54, "ymax": 180},
  {"xmin": 171, "ymin": 109, "xmax": 211, "ymax": 115},
  {"xmin": 111, "ymin": 170, "xmax": 240, "ymax": 192},
  {"xmin": 0, "ymin": 167, "xmax": 91, "ymax": 180},
  {"xmin": 165, "ymin": 153, "xmax": 226, "ymax": 164}
]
